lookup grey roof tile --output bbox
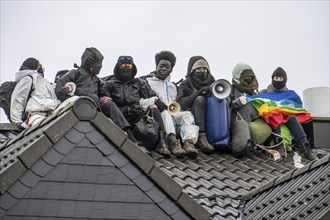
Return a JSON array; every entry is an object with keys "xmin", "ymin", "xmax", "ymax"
[
  {"xmin": 92, "ymin": 112, "xmax": 127, "ymax": 148},
  {"xmin": 150, "ymin": 165, "xmax": 184, "ymax": 201},
  {"xmin": 73, "ymin": 121, "xmax": 95, "ymax": 133},
  {"xmin": 177, "ymin": 192, "xmax": 211, "ymax": 220},
  {"xmin": 7, "ymin": 180, "xmax": 30, "ymax": 199},
  {"xmin": 106, "ymin": 148, "xmax": 129, "ymax": 168},
  {"xmin": 43, "ymin": 110, "xmax": 78, "ymax": 144},
  {"xmin": 60, "ymin": 146, "xmax": 114, "ymax": 166},
  {"xmin": 119, "ymin": 160, "xmax": 143, "ymax": 180},
  {"xmin": 30, "ymin": 157, "xmax": 53, "ymax": 177},
  {"xmin": 131, "ymin": 174, "xmax": 155, "ymax": 192},
  {"xmin": 95, "ymin": 137, "xmax": 117, "ymax": 156},
  {"xmin": 18, "ymin": 169, "xmax": 41, "ymax": 188},
  {"xmin": 0, "ymin": 192, "xmax": 18, "ymax": 210},
  {"xmin": 52, "ymin": 136, "xmax": 76, "ymax": 155},
  {"xmin": 85, "ymin": 128, "xmax": 105, "ymax": 145},
  {"xmin": 63, "ymin": 126, "xmax": 85, "ymax": 145},
  {"xmin": 41, "ymin": 147, "xmax": 65, "ymax": 166},
  {"xmin": 72, "ymin": 98, "xmax": 98, "ymax": 120},
  {"xmin": 121, "ymin": 139, "xmax": 155, "ymax": 174},
  {"xmin": 0, "ymin": 159, "xmax": 27, "ymax": 193}
]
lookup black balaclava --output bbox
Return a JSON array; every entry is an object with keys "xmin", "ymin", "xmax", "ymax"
[
  {"xmin": 113, "ymin": 55, "xmax": 137, "ymax": 82},
  {"xmin": 272, "ymin": 67, "xmax": 287, "ymax": 90},
  {"xmin": 80, "ymin": 47, "xmax": 104, "ymax": 75},
  {"xmin": 155, "ymin": 51, "xmax": 176, "ymax": 80},
  {"xmin": 19, "ymin": 57, "xmax": 40, "ymax": 71},
  {"xmin": 187, "ymin": 56, "xmax": 215, "ymax": 90}
]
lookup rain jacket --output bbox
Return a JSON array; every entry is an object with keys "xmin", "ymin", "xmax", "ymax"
[{"xmin": 10, "ymin": 70, "xmax": 60, "ymax": 124}]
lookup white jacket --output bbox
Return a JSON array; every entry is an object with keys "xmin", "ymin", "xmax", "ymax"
[
  {"xmin": 147, "ymin": 76, "xmax": 199, "ymax": 143},
  {"xmin": 10, "ymin": 70, "xmax": 60, "ymax": 124}
]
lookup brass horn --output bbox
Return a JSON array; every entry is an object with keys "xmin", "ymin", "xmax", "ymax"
[
  {"xmin": 167, "ymin": 102, "xmax": 181, "ymax": 115},
  {"xmin": 210, "ymin": 79, "xmax": 232, "ymax": 100}
]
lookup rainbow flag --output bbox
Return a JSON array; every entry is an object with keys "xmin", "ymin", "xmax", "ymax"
[{"xmin": 247, "ymin": 90, "xmax": 313, "ymax": 128}]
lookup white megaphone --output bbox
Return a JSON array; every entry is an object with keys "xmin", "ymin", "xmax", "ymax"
[
  {"xmin": 210, "ymin": 79, "xmax": 232, "ymax": 100},
  {"xmin": 167, "ymin": 102, "xmax": 181, "ymax": 116}
]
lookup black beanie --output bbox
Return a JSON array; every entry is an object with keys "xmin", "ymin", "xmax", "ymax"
[
  {"xmin": 19, "ymin": 57, "xmax": 40, "ymax": 70},
  {"xmin": 155, "ymin": 51, "xmax": 176, "ymax": 68},
  {"xmin": 272, "ymin": 67, "xmax": 287, "ymax": 83}
]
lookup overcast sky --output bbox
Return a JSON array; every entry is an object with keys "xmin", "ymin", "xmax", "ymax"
[{"xmin": 1, "ymin": 1, "xmax": 329, "ymax": 122}]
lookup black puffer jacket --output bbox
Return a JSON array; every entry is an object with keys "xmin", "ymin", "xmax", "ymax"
[
  {"xmin": 177, "ymin": 56, "xmax": 215, "ymax": 110},
  {"xmin": 103, "ymin": 63, "xmax": 156, "ymax": 120}
]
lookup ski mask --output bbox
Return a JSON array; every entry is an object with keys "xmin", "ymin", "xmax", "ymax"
[
  {"xmin": 114, "ymin": 56, "xmax": 137, "ymax": 82},
  {"xmin": 272, "ymin": 67, "xmax": 287, "ymax": 90}
]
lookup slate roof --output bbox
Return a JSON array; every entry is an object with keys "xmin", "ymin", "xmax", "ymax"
[{"xmin": 1, "ymin": 97, "xmax": 329, "ymax": 220}]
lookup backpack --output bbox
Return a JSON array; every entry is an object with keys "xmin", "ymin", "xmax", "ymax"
[{"xmin": 0, "ymin": 75, "xmax": 33, "ymax": 122}]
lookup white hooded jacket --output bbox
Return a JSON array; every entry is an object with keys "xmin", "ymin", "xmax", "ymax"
[{"xmin": 10, "ymin": 70, "xmax": 60, "ymax": 124}]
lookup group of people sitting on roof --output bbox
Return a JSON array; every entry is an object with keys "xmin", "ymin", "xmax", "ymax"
[{"xmin": 6, "ymin": 47, "xmax": 318, "ymax": 161}]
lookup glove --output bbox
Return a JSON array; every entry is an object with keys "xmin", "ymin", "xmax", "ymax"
[
  {"xmin": 239, "ymin": 96, "xmax": 247, "ymax": 105},
  {"xmin": 200, "ymin": 86, "xmax": 211, "ymax": 96},
  {"xmin": 154, "ymin": 99, "xmax": 167, "ymax": 112},
  {"xmin": 99, "ymin": 96, "xmax": 111, "ymax": 103}
]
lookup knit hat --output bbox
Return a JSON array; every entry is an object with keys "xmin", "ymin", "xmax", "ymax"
[
  {"xmin": 232, "ymin": 62, "xmax": 253, "ymax": 83},
  {"xmin": 190, "ymin": 58, "xmax": 210, "ymax": 73},
  {"xmin": 19, "ymin": 57, "xmax": 40, "ymax": 70},
  {"xmin": 272, "ymin": 67, "xmax": 287, "ymax": 83},
  {"xmin": 155, "ymin": 51, "xmax": 176, "ymax": 68}
]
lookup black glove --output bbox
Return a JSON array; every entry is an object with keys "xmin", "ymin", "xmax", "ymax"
[
  {"xmin": 200, "ymin": 86, "xmax": 211, "ymax": 96},
  {"xmin": 155, "ymin": 99, "xmax": 167, "ymax": 112}
]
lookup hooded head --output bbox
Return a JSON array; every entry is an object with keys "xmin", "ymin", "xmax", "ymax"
[
  {"xmin": 232, "ymin": 62, "xmax": 259, "ymax": 95},
  {"xmin": 187, "ymin": 56, "xmax": 214, "ymax": 89},
  {"xmin": 113, "ymin": 55, "xmax": 137, "ymax": 82},
  {"xmin": 80, "ymin": 47, "xmax": 104, "ymax": 74},
  {"xmin": 19, "ymin": 57, "xmax": 40, "ymax": 71},
  {"xmin": 155, "ymin": 51, "xmax": 176, "ymax": 80},
  {"xmin": 271, "ymin": 67, "xmax": 287, "ymax": 90}
]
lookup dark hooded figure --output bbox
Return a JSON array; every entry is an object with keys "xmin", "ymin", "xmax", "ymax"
[
  {"xmin": 177, "ymin": 56, "xmax": 215, "ymax": 154},
  {"xmin": 260, "ymin": 67, "xmax": 318, "ymax": 161},
  {"xmin": 55, "ymin": 47, "xmax": 105, "ymax": 104},
  {"xmin": 102, "ymin": 56, "xmax": 171, "ymax": 156}
]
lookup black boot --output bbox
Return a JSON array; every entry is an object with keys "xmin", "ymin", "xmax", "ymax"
[
  {"xmin": 155, "ymin": 131, "xmax": 171, "ymax": 157},
  {"xmin": 295, "ymin": 141, "xmax": 318, "ymax": 161}
]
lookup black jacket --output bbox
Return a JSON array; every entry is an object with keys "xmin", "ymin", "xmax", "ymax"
[{"xmin": 55, "ymin": 68, "xmax": 105, "ymax": 104}]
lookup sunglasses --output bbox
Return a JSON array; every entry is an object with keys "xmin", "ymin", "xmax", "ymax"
[
  {"xmin": 119, "ymin": 64, "xmax": 133, "ymax": 69},
  {"xmin": 118, "ymin": 56, "xmax": 133, "ymax": 64}
]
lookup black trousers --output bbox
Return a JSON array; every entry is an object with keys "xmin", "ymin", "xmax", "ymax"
[
  {"xmin": 100, "ymin": 102, "xmax": 131, "ymax": 130},
  {"xmin": 191, "ymin": 96, "xmax": 206, "ymax": 133}
]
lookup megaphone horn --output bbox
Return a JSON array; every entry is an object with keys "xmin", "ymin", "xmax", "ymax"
[
  {"xmin": 211, "ymin": 79, "xmax": 232, "ymax": 100},
  {"xmin": 167, "ymin": 102, "xmax": 181, "ymax": 116}
]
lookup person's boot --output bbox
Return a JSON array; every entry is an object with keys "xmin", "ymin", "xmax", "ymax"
[
  {"xmin": 155, "ymin": 131, "xmax": 171, "ymax": 157},
  {"xmin": 196, "ymin": 133, "xmax": 214, "ymax": 154},
  {"xmin": 295, "ymin": 141, "xmax": 318, "ymax": 161},
  {"xmin": 183, "ymin": 139, "xmax": 198, "ymax": 157},
  {"xmin": 125, "ymin": 128, "xmax": 149, "ymax": 153},
  {"xmin": 167, "ymin": 133, "xmax": 186, "ymax": 157}
]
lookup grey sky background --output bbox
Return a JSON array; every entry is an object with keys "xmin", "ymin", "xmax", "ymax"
[{"xmin": 1, "ymin": 1, "xmax": 329, "ymax": 122}]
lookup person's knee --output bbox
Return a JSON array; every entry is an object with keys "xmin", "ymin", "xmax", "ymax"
[{"xmin": 194, "ymin": 96, "xmax": 205, "ymax": 107}]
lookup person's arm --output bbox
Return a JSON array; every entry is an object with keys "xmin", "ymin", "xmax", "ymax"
[
  {"xmin": 10, "ymin": 76, "xmax": 33, "ymax": 125},
  {"xmin": 177, "ymin": 82, "xmax": 201, "ymax": 110}
]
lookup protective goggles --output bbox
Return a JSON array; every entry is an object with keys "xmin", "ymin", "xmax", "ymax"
[
  {"xmin": 118, "ymin": 56, "xmax": 133, "ymax": 64},
  {"xmin": 119, "ymin": 64, "xmax": 133, "ymax": 69}
]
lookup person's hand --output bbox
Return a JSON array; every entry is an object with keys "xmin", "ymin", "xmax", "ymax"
[
  {"xmin": 61, "ymin": 85, "xmax": 73, "ymax": 94},
  {"xmin": 16, "ymin": 121, "xmax": 29, "ymax": 129},
  {"xmin": 154, "ymin": 99, "xmax": 167, "ymax": 112},
  {"xmin": 99, "ymin": 96, "xmax": 112, "ymax": 103},
  {"xmin": 200, "ymin": 86, "xmax": 211, "ymax": 96},
  {"xmin": 239, "ymin": 96, "xmax": 247, "ymax": 105}
]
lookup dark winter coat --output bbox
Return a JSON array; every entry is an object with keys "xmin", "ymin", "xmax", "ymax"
[
  {"xmin": 177, "ymin": 56, "xmax": 215, "ymax": 110},
  {"xmin": 103, "ymin": 64, "xmax": 157, "ymax": 122},
  {"xmin": 55, "ymin": 68, "xmax": 105, "ymax": 104}
]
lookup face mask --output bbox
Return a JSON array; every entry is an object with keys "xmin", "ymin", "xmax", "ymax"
[
  {"xmin": 118, "ymin": 68, "xmax": 133, "ymax": 81},
  {"xmin": 91, "ymin": 65, "xmax": 102, "ymax": 75},
  {"xmin": 242, "ymin": 76, "xmax": 253, "ymax": 85},
  {"xmin": 37, "ymin": 67, "xmax": 44, "ymax": 78},
  {"xmin": 272, "ymin": 79, "xmax": 286, "ymax": 90},
  {"xmin": 193, "ymin": 71, "xmax": 208, "ymax": 81}
]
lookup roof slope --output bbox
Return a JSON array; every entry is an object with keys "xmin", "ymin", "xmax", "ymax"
[{"xmin": 1, "ymin": 97, "xmax": 329, "ymax": 219}]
